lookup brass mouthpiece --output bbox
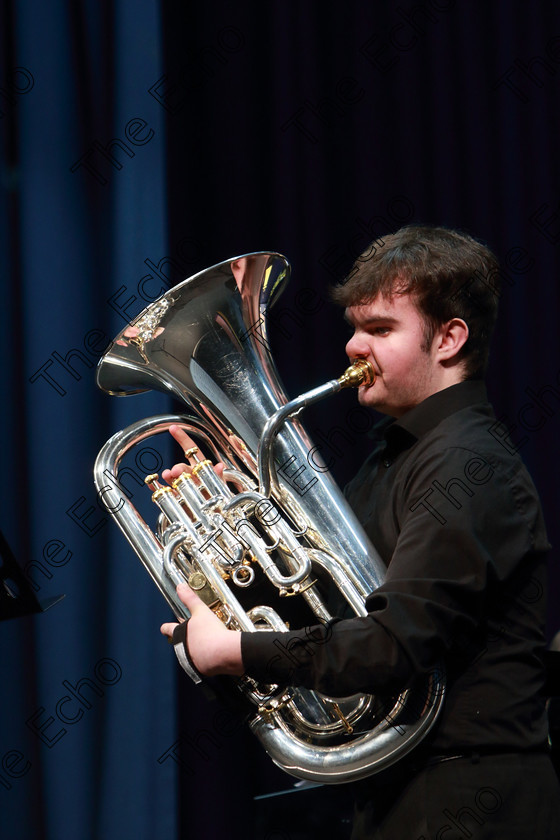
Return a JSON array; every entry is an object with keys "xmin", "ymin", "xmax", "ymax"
[{"xmin": 337, "ymin": 360, "xmax": 375, "ymax": 389}]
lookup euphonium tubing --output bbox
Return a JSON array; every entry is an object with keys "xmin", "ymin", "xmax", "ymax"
[{"xmin": 94, "ymin": 253, "xmax": 445, "ymax": 783}]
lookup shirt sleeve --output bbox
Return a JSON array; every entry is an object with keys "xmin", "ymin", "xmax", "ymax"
[{"xmin": 240, "ymin": 444, "xmax": 545, "ymax": 697}]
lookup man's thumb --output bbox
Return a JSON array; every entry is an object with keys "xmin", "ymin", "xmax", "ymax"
[{"xmin": 176, "ymin": 582, "xmax": 204, "ymax": 614}]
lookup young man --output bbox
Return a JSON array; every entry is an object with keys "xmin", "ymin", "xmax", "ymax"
[{"xmin": 161, "ymin": 226, "xmax": 560, "ymax": 838}]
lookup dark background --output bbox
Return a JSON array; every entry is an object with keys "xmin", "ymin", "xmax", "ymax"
[{"xmin": 1, "ymin": 1, "xmax": 559, "ymax": 838}]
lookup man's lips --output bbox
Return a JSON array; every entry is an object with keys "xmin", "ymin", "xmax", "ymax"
[{"xmin": 360, "ymin": 371, "xmax": 378, "ymax": 386}]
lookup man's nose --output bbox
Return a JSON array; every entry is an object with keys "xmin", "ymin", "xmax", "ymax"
[{"xmin": 345, "ymin": 332, "xmax": 369, "ymax": 360}]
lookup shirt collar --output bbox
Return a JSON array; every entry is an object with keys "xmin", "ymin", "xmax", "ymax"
[{"xmin": 382, "ymin": 379, "xmax": 489, "ymax": 451}]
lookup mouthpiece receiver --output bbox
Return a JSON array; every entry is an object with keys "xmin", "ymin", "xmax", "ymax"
[{"xmin": 337, "ymin": 360, "xmax": 375, "ymax": 389}]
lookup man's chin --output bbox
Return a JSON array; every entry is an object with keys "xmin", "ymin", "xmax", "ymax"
[
  {"xmin": 356, "ymin": 387, "xmax": 369, "ymax": 404},
  {"xmin": 357, "ymin": 386, "xmax": 393, "ymax": 416},
  {"xmin": 358, "ymin": 386, "xmax": 381, "ymax": 407}
]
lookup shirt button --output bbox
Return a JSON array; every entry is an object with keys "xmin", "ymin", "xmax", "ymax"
[{"xmin": 383, "ymin": 459, "xmax": 391, "ymax": 468}]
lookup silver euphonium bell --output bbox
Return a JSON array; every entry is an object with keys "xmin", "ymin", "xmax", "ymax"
[{"xmin": 94, "ymin": 252, "xmax": 444, "ymax": 783}]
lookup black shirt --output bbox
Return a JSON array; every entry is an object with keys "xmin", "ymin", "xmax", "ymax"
[{"xmin": 241, "ymin": 380, "xmax": 551, "ymax": 752}]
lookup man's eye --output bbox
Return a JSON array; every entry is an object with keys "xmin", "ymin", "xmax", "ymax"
[{"xmin": 373, "ymin": 327, "xmax": 390, "ymax": 335}]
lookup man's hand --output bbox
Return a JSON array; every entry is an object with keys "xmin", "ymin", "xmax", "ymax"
[
  {"xmin": 160, "ymin": 583, "xmax": 244, "ymax": 677},
  {"xmin": 160, "ymin": 426, "xmax": 241, "ymax": 677},
  {"xmin": 161, "ymin": 425, "xmax": 224, "ymax": 483}
]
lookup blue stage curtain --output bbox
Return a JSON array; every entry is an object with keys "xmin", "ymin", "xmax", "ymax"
[{"xmin": 1, "ymin": 2, "xmax": 178, "ymax": 839}]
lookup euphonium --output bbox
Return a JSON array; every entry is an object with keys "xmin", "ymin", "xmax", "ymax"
[{"xmin": 94, "ymin": 252, "xmax": 444, "ymax": 783}]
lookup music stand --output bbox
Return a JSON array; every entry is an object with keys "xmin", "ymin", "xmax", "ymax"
[{"xmin": 0, "ymin": 529, "xmax": 64, "ymax": 621}]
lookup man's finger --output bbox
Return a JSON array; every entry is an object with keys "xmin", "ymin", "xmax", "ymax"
[
  {"xmin": 176, "ymin": 582, "xmax": 206, "ymax": 614},
  {"xmin": 160, "ymin": 620, "xmax": 179, "ymax": 638},
  {"xmin": 160, "ymin": 584, "xmax": 206, "ymax": 636},
  {"xmin": 162, "ymin": 463, "xmax": 191, "ymax": 483},
  {"xmin": 169, "ymin": 425, "xmax": 199, "ymax": 456}
]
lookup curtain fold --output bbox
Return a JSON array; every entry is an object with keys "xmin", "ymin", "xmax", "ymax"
[{"xmin": 1, "ymin": 2, "xmax": 177, "ymax": 839}]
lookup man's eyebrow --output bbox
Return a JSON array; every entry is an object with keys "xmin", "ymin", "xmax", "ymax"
[{"xmin": 344, "ymin": 312, "xmax": 400, "ymax": 326}]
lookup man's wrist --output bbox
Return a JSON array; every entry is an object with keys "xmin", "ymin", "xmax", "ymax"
[{"xmin": 209, "ymin": 630, "xmax": 243, "ymax": 677}]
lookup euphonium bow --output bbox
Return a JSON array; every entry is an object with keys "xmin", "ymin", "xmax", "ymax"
[{"xmin": 94, "ymin": 252, "xmax": 444, "ymax": 783}]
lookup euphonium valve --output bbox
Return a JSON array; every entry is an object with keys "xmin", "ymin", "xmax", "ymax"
[{"xmin": 94, "ymin": 252, "xmax": 444, "ymax": 783}]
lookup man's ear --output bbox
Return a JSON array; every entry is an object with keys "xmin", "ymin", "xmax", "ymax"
[{"xmin": 436, "ymin": 318, "xmax": 469, "ymax": 362}]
